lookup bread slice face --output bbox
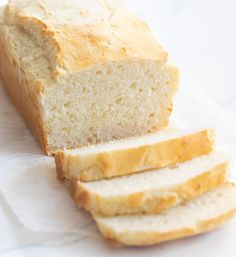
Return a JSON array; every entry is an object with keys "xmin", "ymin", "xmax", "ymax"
[
  {"xmin": 72, "ymin": 152, "xmax": 228, "ymax": 216},
  {"xmin": 93, "ymin": 183, "xmax": 236, "ymax": 246},
  {"xmin": 55, "ymin": 128, "xmax": 215, "ymax": 181},
  {"xmin": 0, "ymin": 0, "xmax": 179, "ymax": 155},
  {"xmin": 42, "ymin": 60, "xmax": 179, "ymax": 153}
]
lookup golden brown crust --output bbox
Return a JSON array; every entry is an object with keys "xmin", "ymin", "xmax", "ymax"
[
  {"xmin": 55, "ymin": 128, "xmax": 215, "ymax": 181},
  {"xmin": 73, "ymin": 161, "xmax": 228, "ymax": 216},
  {"xmin": 5, "ymin": 0, "xmax": 168, "ymax": 76},
  {"xmin": 0, "ymin": 25, "xmax": 49, "ymax": 154},
  {"xmin": 55, "ymin": 151, "xmax": 66, "ymax": 180}
]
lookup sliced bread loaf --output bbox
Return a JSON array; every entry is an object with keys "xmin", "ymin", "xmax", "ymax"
[
  {"xmin": 93, "ymin": 183, "xmax": 236, "ymax": 246},
  {"xmin": 72, "ymin": 152, "xmax": 228, "ymax": 216},
  {"xmin": 55, "ymin": 128, "xmax": 215, "ymax": 181}
]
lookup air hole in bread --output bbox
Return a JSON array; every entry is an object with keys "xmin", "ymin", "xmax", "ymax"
[
  {"xmin": 151, "ymin": 86, "xmax": 157, "ymax": 92},
  {"xmin": 149, "ymin": 113, "xmax": 155, "ymax": 118},
  {"xmin": 96, "ymin": 70, "xmax": 102, "ymax": 75},
  {"xmin": 115, "ymin": 97, "xmax": 123, "ymax": 104},
  {"xmin": 64, "ymin": 102, "xmax": 71, "ymax": 109},
  {"xmin": 87, "ymin": 137, "xmax": 93, "ymax": 144},
  {"xmin": 130, "ymin": 81, "xmax": 137, "ymax": 89}
]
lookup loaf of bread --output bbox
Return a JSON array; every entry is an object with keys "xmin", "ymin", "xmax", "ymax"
[
  {"xmin": 55, "ymin": 127, "xmax": 215, "ymax": 181},
  {"xmin": 72, "ymin": 152, "xmax": 228, "ymax": 216},
  {"xmin": 93, "ymin": 183, "xmax": 236, "ymax": 246},
  {"xmin": 0, "ymin": 0, "xmax": 179, "ymax": 155}
]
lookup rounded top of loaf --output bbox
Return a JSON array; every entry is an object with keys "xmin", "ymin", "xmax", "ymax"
[{"xmin": 4, "ymin": 0, "xmax": 167, "ymax": 77}]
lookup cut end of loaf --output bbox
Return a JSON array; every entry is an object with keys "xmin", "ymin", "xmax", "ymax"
[{"xmin": 42, "ymin": 60, "xmax": 179, "ymax": 154}]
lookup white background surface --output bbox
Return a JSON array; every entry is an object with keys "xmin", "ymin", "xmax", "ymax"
[{"xmin": 0, "ymin": 0, "xmax": 236, "ymax": 256}]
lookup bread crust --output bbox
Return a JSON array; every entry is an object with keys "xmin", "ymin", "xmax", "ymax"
[
  {"xmin": 94, "ymin": 183, "xmax": 236, "ymax": 246},
  {"xmin": 72, "ymin": 161, "xmax": 228, "ymax": 216},
  {"xmin": 55, "ymin": 128, "xmax": 215, "ymax": 181},
  {"xmin": 0, "ymin": 24, "xmax": 49, "ymax": 153},
  {"xmin": 5, "ymin": 0, "xmax": 168, "ymax": 75}
]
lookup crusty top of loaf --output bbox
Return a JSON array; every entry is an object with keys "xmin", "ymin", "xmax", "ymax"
[{"xmin": 3, "ymin": 0, "xmax": 167, "ymax": 77}]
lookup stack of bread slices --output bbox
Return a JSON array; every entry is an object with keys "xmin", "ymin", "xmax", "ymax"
[{"xmin": 55, "ymin": 128, "xmax": 236, "ymax": 246}]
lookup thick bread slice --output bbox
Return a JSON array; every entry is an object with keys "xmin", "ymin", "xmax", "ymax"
[
  {"xmin": 93, "ymin": 183, "xmax": 236, "ymax": 246},
  {"xmin": 72, "ymin": 152, "xmax": 228, "ymax": 216},
  {"xmin": 0, "ymin": 0, "xmax": 179, "ymax": 155},
  {"xmin": 55, "ymin": 128, "xmax": 215, "ymax": 181}
]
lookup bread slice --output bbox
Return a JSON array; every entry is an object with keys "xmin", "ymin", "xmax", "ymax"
[
  {"xmin": 0, "ymin": 0, "xmax": 179, "ymax": 155},
  {"xmin": 93, "ymin": 183, "xmax": 236, "ymax": 246},
  {"xmin": 72, "ymin": 152, "xmax": 228, "ymax": 216},
  {"xmin": 55, "ymin": 128, "xmax": 215, "ymax": 181}
]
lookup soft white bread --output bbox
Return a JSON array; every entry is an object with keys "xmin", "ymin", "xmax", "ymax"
[
  {"xmin": 93, "ymin": 183, "xmax": 236, "ymax": 246},
  {"xmin": 0, "ymin": 0, "xmax": 179, "ymax": 155},
  {"xmin": 55, "ymin": 128, "xmax": 215, "ymax": 181},
  {"xmin": 72, "ymin": 152, "xmax": 228, "ymax": 216}
]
